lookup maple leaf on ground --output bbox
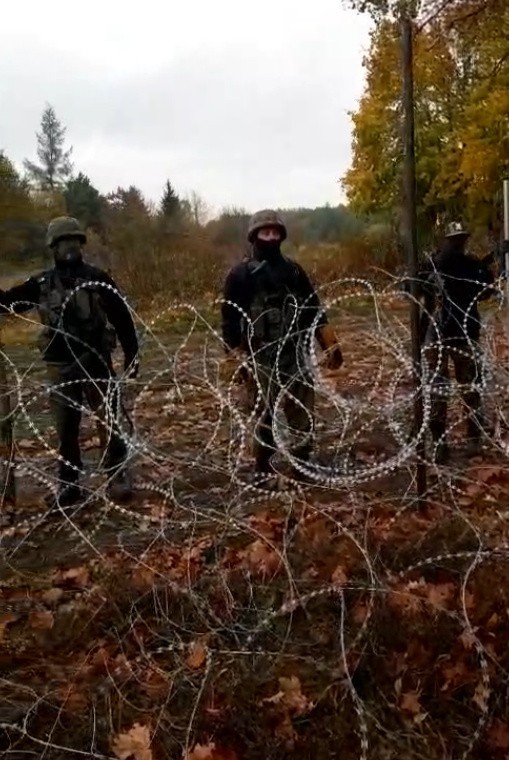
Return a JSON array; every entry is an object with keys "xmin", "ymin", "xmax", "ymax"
[
  {"xmin": 186, "ymin": 639, "xmax": 208, "ymax": 670},
  {"xmin": 425, "ymin": 582, "xmax": 455, "ymax": 610},
  {"xmin": 112, "ymin": 723, "xmax": 152, "ymax": 760},
  {"xmin": 400, "ymin": 690, "xmax": 423, "ymax": 716},
  {"xmin": 387, "ymin": 585, "xmax": 422, "ymax": 616},
  {"xmin": 263, "ymin": 675, "xmax": 313, "ymax": 716},
  {"xmin": 331, "ymin": 565, "xmax": 348, "ymax": 586},
  {"xmin": 239, "ymin": 539, "xmax": 281, "ymax": 578}
]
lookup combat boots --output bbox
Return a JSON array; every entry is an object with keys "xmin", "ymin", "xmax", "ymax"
[
  {"xmin": 107, "ymin": 466, "xmax": 133, "ymax": 502},
  {"xmin": 434, "ymin": 440, "xmax": 450, "ymax": 465},
  {"xmin": 465, "ymin": 416, "xmax": 483, "ymax": 458},
  {"xmin": 46, "ymin": 469, "xmax": 82, "ymax": 510},
  {"xmin": 430, "ymin": 420, "xmax": 449, "ymax": 465}
]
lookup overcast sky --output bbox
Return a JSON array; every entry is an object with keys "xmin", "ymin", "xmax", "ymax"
[{"xmin": 1, "ymin": 0, "xmax": 371, "ymax": 214}]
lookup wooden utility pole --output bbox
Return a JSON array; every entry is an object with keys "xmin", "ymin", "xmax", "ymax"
[{"xmin": 401, "ymin": 14, "xmax": 427, "ymax": 504}]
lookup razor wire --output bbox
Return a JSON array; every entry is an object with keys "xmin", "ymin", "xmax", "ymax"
[{"xmin": 1, "ymin": 274, "xmax": 509, "ymax": 758}]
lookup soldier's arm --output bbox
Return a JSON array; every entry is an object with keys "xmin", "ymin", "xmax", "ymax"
[
  {"xmin": 221, "ymin": 267, "xmax": 247, "ymax": 352},
  {"xmin": 94, "ymin": 271, "xmax": 139, "ymax": 365},
  {"xmin": 477, "ymin": 260, "xmax": 497, "ymax": 301},
  {"xmin": 0, "ymin": 277, "xmax": 41, "ymax": 314},
  {"xmin": 294, "ymin": 264, "xmax": 328, "ymax": 329},
  {"xmin": 295, "ymin": 264, "xmax": 343, "ymax": 366}
]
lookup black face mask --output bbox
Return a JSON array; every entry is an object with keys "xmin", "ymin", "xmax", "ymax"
[
  {"xmin": 53, "ymin": 238, "xmax": 83, "ymax": 268},
  {"xmin": 254, "ymin": 238, "xmax": 282, "ymax": 261}
]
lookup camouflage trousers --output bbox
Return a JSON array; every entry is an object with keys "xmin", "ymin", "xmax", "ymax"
[
  {"xmin": 245, "ymin": 361, "xmax": 315, "ymax": 470},
  {"xmin": 46, "ymin": 353, "xmax": 127, "ymax": 485},
  {"xmin": 422, "ymin": 336, "xmax": 483, "ymax": 441}
]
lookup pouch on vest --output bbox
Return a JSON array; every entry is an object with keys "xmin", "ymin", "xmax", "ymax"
[{"xmin": 37, "ymin": 272, "xmax": 116, "ymax": 357}]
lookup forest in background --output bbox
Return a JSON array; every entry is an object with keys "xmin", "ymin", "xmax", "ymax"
[{"xmin": 2, "ymin": 0, "xmax": 508, "ymax": 309}]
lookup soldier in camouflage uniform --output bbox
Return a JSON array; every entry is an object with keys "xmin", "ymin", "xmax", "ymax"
[
  {"xmin": 420, "ymin": 222, "xmax": 497, "ymax": 462},
  {"xmin": 0, "ymin": 217, "xmax": 139, "ymax": 507},
  {"xmin": 221, "ymin": 209, "xmax": 343, "ymax": 479}
]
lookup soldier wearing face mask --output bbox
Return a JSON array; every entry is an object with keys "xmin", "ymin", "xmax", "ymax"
[
  {"xmin": 0, "ymin": 216, "xmax": 139, "ymax": 508},
  {"xmin": 221, "ymin": 209, "xmax": 343, "ymax": 479}
]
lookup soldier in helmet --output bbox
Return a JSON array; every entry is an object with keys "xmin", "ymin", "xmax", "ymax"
[
  {"xmin": 0, "ymin": 216, "xmax": 139, "ymax": 507},
  {"xmin": 420, "ymin": 222, "xmax": 497, "ymax": 462},
  {"xmin": 221, "ymin": 209, "xmax": 343, "ymax": 480}
]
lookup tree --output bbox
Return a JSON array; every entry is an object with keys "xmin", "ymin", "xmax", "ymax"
[
  {"xmin": 0, "ymin": 152, "xmax": 33, "ymax": 258},
  {"xmin": 24, "ymin": 104, "xmax": 73, "ymax": 189},
  {"xmin": 0, "ymin": 151, "xmax": 66, "ymax": 261},
  {"xmin": 106, "ymin": 185, "xmax": 149, "ymax": 216},
  {"xmin": 344, "ymin": 0, "xmax": 499, "ymax": 23},
  {"xmin": 188, "ymin": 191, "xmax": 210, "ymax": 227},
  {"xmin": 160, "ymin": 180, "xmax": 180, "ymax": 219},
  {"xmin": 343, "ymin": 2, "xmax": 509, "ymax": 238},
  {"xmin": 207, "ymin": 206, "xmax": 250, "ymax": 247},
  {"xmin": 64, "ymin": 172, "xmax": 103, "ymax": 230}
]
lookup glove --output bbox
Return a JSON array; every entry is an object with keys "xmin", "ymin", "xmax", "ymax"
[
  {"xmin": 322, "ymin": 344, "xmax": 343, "ymax": 370},
  {"xmin": 124, "ymin": 354, "xmax": 139, "ymax": 379},
  {"xmin": 220, "ymin": 349, "xmax": 249, "ymax": 384},
  {"xmin": 316, "ymin": 324, "xmax": 343, "ymax": 370}
]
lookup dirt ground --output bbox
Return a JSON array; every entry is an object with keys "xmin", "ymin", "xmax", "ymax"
[{"xmin": 2, "ymin": 297, "xmax": 509, "ymax": 759}]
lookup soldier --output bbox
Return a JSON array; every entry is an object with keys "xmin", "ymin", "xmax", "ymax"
[
  {"xmin": 420, "ymin": 222, "xmax": 497, "ymax": 462},
  {"xmin": 221, "ymin": 209, "xmax": 343, "ymax": 480},
  {"xmin": 0, "ymin": 216, "xmax": 139, "ymax": 506}
]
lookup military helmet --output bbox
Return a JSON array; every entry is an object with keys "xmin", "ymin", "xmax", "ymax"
[
  {"xmin": 46, "ymin": 216, "xmax": 87, "ymax": 248},
  {"xmin": 445, "ymin": 221, "xmax": 469, "ymax": 239},
  {"xmin": 247, "ymin": 209, "xmax": 287, "ymax": 243}
]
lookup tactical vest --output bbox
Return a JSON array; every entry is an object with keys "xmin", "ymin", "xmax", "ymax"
[
  {"xmin": 244, "ymin": 258, "xmax": 304, "ymax": 362},
  {"xmin": 37, "ymin": 270, "xmax": 116, "ymax": 359}
]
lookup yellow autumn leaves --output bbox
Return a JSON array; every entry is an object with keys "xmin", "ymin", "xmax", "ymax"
[{"xmin": 343, "ymin": 3, "xmax": 509, "ymax": 236}]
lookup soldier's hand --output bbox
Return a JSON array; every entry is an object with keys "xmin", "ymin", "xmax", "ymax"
[
  {"xmin": 124, "ymin": 354, "xmax": 139, "ymax": 379},
  {"xmin": 220, "ymin": 349, "xmax": 248, "ymax": 384},
  {"xmin": 322, "ymin": 344, "xmax": 343, "ymax": 371}
]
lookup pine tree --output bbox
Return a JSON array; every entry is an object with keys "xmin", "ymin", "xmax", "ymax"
[
  {"xmin": 24, "ymin": 104, "xmax": 73, "ymax": 189},
  {"xmin": 64, "ymin": 173, "xmax": 103, "ymax": 230},
  {"xmin": 160, "ymin": 180, "xmax": 180, "ymax": 218}
]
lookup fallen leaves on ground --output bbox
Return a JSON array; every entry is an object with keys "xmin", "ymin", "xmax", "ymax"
[
  {"xmin": 28, "ymin": 610, "xmax": 54, "ymax": 630},
  {"xmin": 112, "ymin": 723, "xmax": 153, "ymax": 760},
  {"xmin": 185, "ymin": 743, "xmax": 238, "ymax": 760},
  {"xmin": 59, "ymin": 565, "xmax": 90, "ymax": 587},
  {"xmin": 263, "ymin": 675, "xmax": 313, "ymax": 716},
  {"xmin": 239, "ymin": 539, "xmax": 282, "ymax": 578},
  {"xmin": 0, "ymin": 612, "xmax": 18, "ymax": 642},
  {"xmin": 487, "ymin": 719, "xmax": 509, "ymax": 750},
  {"xmin": 400, "ymin": 690, "xmax": 423, "ymax": 716},
  {"xmin": 186, "ymin": 639, "xmax": 208, "ymax": 670},
  {"xmin": 472, "ymin": 681, "xmax": 491, "ymax": 712}
]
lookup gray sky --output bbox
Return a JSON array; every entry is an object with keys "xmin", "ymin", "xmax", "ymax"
[{"xmin": 1, "ymin": 0, "xmax": 371, "ymax": 214}]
